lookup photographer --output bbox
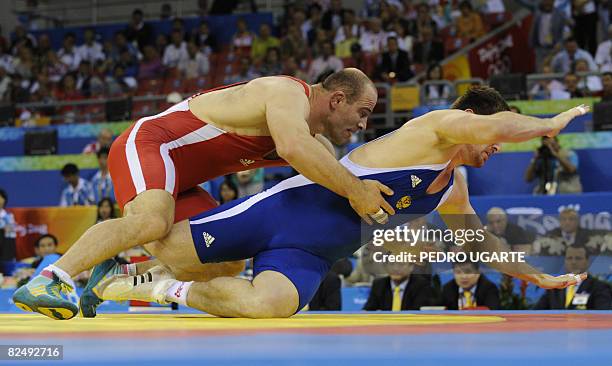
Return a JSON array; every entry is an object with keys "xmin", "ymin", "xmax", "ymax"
[{"xmin": 524, "ymin": 136, "xmax": 582, "ymax": 194}]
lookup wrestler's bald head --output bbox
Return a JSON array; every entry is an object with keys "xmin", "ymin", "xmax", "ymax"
[{"xmin": 322, "ymin": 68, "xmax": 377, "ymax": 104}]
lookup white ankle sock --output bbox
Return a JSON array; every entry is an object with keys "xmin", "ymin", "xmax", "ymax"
[
  {"xmin": 165, "ymin": 281, "xmax": 193, "ymax": 306},
  {"xmin": 45, "ymin": 265, "xmax": 76, "ymax": 289}
]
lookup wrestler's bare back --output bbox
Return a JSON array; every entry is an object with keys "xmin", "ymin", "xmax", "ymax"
[{"xmin": 189, "ymin": 76, "xmax": 311, "ymax": 136}]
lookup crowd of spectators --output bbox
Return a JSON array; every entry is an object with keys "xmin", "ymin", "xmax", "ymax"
[
  {"xmin": 0, "ymin": 0, "xmax": 508, "ymax": 123},
  {"xmin": 527, "ymin": 0, "xmax": 612, "ymax": 101}
]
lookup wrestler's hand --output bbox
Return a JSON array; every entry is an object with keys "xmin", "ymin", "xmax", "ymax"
[
  {"xmin": 526, "ymin": 272, "xmax": 588, "ymax": 289},
  {"xmin": 548, "ymin": 104, "xmax": 590, "ymax": 137},
  {"xmin": 349, "ymin": 179, "xmax": 395, "ymax": 225}
]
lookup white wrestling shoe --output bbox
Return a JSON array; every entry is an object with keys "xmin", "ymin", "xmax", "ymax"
[{"xmin": 93, "ymin": 265, "xmax": 176, "ymax": 305}]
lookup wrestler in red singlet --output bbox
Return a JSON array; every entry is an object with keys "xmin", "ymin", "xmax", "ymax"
[{"xmin": 108, "ymin": 77, "xmax": 310, "ymax": 222}]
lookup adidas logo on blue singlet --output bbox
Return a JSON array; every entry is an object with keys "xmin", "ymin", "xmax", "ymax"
[
  {"xmin": 411, "ymin": 175, "xmax": 422, "ymax": 188},
  {"xmin": 203, "ymin": 232, "xmax": 215, "ymax": 247}
]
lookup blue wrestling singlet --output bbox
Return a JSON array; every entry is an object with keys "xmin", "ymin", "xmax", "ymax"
[{"xmin": 189, "ymin": 153, "xmax": 455, "ymax": 310}]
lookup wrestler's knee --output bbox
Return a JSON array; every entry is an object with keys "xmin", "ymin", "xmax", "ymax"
[
  {"xmin": 244, "ymin": 271, "xmax": 299, "ymax": 318},
  {"xmin": 243, "ymin": 292, "xmax": 296, "ymax": 318}
]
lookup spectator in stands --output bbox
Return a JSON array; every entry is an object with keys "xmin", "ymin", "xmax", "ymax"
[
  {"xmin": 595, "ymin": 25, "xmax": 612, "ymax": 72},
  {"xmin": 0, "ymin": 66, "xmax": 11, "ymax": 102},
  {"xmin": 31, "ymin": 234, "xmax": 60, "ymax": 270},
  {"xmin": 163, "ymin": 30, "xmax": 188, "ymax": 69},
  {"xmin": 309, "ymin": 269, "xmax": 342, "ymax": 311},
  {"xmin": 343, "ymin": 42, "xmax": 374, "ymax": 77},
  {"xmin": 310, "ymin": 28, "xmax": 330, "ymax": 58},
  {"xmin": 280, "ymin": 24, "xmax": 308, "ymax": 61},
  {"xmin": 412, "ymin": 25, "xmax": 444, "ymax": 65},
  {"xmin": 117, "ymin": 48, "xmax": 138, "ymax": 78},
  {"xmin": 55, "ymin": 74, "xmax": 83, "ymax": 122},
  {"xmin": 304, "ymin": 4, "xmax": 323, "ymax": 46},
  {"xmin": 35, "ymin": 33, "xmax": 52, "ymax": 66},
  {"xmin": 529, "ymin": 64, "xmax": 564, "ymax": 100},
  {"xmin": 224, "ymin": 56, "xmax": 260, "ymax": 84},
  {"xmin": 602, "ymin": 72, "xmax": 612, "ymax": 101},
  {"xmin": 550, "ymin": 72, "xmax": 586, "ymax": 99},
  {"xmin": 322, "ymin": 0, "xmax": 346, "ymax": 32},
  {"xmin": 551, "ymin": 37, "xmax": 597, "ymax": 74},
  {"xmin": 178, "ymin": 42, "xmax": 210, "ymax": 79},
  {"xmin": 359, "ymin": 17, "xmax": 387, "ymax": 54},
  {"xmin": 251, "ymin": 24, "xmax": 280, "ymax": 63},
  {"xmin": 219, "ymin": 179, "xmax": 238, "ymax": 204},
  {"xmin": 572, "ymin": 0, "xmax": 598, "ymax": 56},
  {"xmin": 91, "ymin": 147, "xmax": 114, "ymax": 204},
  {"xmin": 232, "ymin": 18, "xmax": 255, "ymax": 55},
  {"xmin": 334, "ymin": 9, "xmax": 360, "ymax": 58},
  {"xmin": 441, "ymin": 261, "xmax": 500, "ymax": 310},
  {"xmin": 77, "ymin": 28, "xmax": 104, "ymax": 64},
  {"xmin": 456, "ymin": 1, "xmax": 485, "ymax": 41},
  {"xmin": 390, "ymin": 21, "xmax": 413, "ymax": 56},
  {"xmin": 45, "ymin": 50, "xmax": 68, "ymax": 83},
  {"xmin": 422, "ymin": 63, "xmax": 452, "ymax": 104},
  {"xmin": 0, "ymin": 189, "xmax": 16, "ymax": 241},
  {"xmin": 75, "ymin": 61, "xmax": 93, "ymax": 97},
  {"xmin": 138, "ymin": 45, "xmax": 164, "ymax": 80},
  {"xmin": 115, "ymin": 31, "xmax": 139, "ymax": 61},
  {"xmin": 528, "ymin": 0, "xmax": 569, "ymax": 71},
  {"xmin": 192, "ymin": 21, "xmax": 218, "ymax": 54},
  {"xmin": 376, "ymin": 36, "xmax": 413, "ymax": 82},
  {"xmin": 105, "ymin": 64, "xmax": 138, "ymax": 95},
  {"xmin": 125, "ymin": 8, "xmax": 153, "ymax": 51},
  {"xmin": 10, "ymin": 74, "xmax": 29, "ymax": 103},
  {"xmin": 171, "ymin": 18, "xmax": 188, "ymax": 41},
  {"xmin": 160, "ymin": 3, "xmax": 173, "ymax": 20},
  {"xmin": 258, "ymin": 47, "xmax": 283, "ymax": 76},
  {"xmin": 308, "ymin": 41, "xmax": 344, "ymax": 83},
  {"xmin": 486, "ymin": 207, "xmax": 535, "ymax": 253},
  {"xmin": 408, "ymin": 3, "xmax": 438, "ymax": 39},
  {"xmin": 525, "ymin": 136, "xmax": 582, "ymax": 195},
  {"xmin": 9, "ymin": 25, "xmax": 36, "ymax": 54},
  {"xmin": 535, "ymin": 245, "xmax": 611, "ymax": 309},
  {"xmin": 155, "ymin": 34, "xmax": 169, "ymax": 56},
  {"xmin": 83, "ymin": 128, "xmax": 113, "ymax": 154},
  {"xmin": 233, "ymin": 169, "xmax": 264, "ymax": 197},
  {"xmin": 283, "ymin": 56, "xmax": 309, "ymax": 81},
  {"xmin": 546, "ymin": 208, "xmax": 593, "ymax": 248},
  {"xmin": 57, "ymin": 33, "xmax": 81, "ymax": 71},
  {"xmin": 363, "ymin": 260, "xmax": 434, "ymax": 311},
  {"xmin": 59, "ymin": 163, "xmax": 95, "ymax": 207},
  {"xmin": 96, "ymin": 197, "xmax": 117, "ymax": 224},
  {"xmin": 575, "ymin": 59, "xmax": 603, "ymax": 94},
  {"xmin": 14, "ymin": 45, "xmax": 34, "ymax": 80},
  {"xmin": 0, "ymin": 44, "xmax": 15, "ymax": 75}
]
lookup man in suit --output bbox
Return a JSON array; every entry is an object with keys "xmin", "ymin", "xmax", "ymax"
[
  {"xmin": 545, "ymin": 208, "xmax": 595, "ymax": 255},
  {"xmin": 535, "ymin": 245, "xmax": 612, "ymax": 310},
  {"xmin": 441, "ymin": 261, "xmax": 500, "ymax": 310},
  {"xmin": 363, "ymin": 260, "xmax": 434, "ymax": 311},
  {"xmin": 412, "ymin": 25, "xmax": 444, "ymax": 66},
  {"xmin": 376, "ymin": 36, "xmax": 413, "ymax": 82},
  {"xmin": 486, "ymin": 207, "xmax": 535, "ymax": 254}
]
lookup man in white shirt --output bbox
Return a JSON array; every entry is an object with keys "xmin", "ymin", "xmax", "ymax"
[
  {"xmin": 359, "ymin": 17, "xmax": 387, "ymax": 53},
  {"xmin": 162, "ymin": 29, "xmax": 188, "ymax": 68},
  {"xmin": 307, "ymin": 41, "xmax": 344, "ymax": 82},
  {"xmin": 595, "ymin": 25, "xmax": 612, "ymax": 72},
  {"xmin": 551, "ymin": 37, "xmax": 597, "ymax": 73},
  {"xmin": 178, "ymin": 42, "xmax": 210, "ymax": 79},
  {"xmin": 58, "ymin": 33, "xmax": 82, "ymax": 71},
  {"xmin": 77, "ymin": 28, "xmax": 104, "ymax": 64}
]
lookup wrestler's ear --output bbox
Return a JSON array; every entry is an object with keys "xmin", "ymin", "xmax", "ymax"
[
  {"xmin": 330, "ymin": 91, "xmax": 346, "ymax": 109},
  {"xmin": 464, "ymin": 108, "xmax": 474, "ymax": 114}
]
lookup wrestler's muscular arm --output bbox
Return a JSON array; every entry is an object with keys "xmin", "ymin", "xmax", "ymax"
[
  {"xmin": 265, "ymin": 83, "xmax": 395, "ymax": 224},
  {"xmin": 438, "ymin": 171, "xmax": 586, "ymax": 289},
  {"xmin": 429, "ymin": 105, "xmax": 590, "ymax": 144}
]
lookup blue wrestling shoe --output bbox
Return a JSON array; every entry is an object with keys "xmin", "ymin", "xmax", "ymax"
[
  {"xmin": 12, "ymin": 271, "xmax": 78, "ymax": 320},
  {"xmin": 79, "ymin": 258, "xmax": 123, "ymax": 318}
]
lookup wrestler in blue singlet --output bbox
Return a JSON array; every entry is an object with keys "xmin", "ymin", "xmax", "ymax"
[{"xmin": 189, "ymin": 151, "xmax": 454, "ymax": 311}]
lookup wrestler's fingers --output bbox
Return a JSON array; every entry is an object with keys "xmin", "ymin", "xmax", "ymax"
[
  {"xmin": 362, "ymin": 214, "xmax": 373, "ymax": 225},
  {"xmin": 369, "ymin": 209, "xmax": 389, "ymax": 224},
  {"xmin": 380, "ymin": 199, "xmax": 396, "ymax": 216},
  {"xmin": 376, "ymin": 182, "xmax": 394, "ymax": 196}
]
